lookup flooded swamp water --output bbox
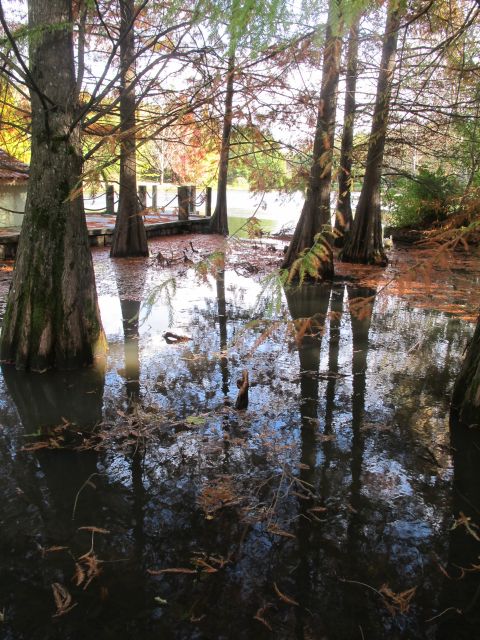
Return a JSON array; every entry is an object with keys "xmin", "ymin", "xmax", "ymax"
[{"xmin": 0, "ymin": 236, "xmax": 480, "ymax": 640}]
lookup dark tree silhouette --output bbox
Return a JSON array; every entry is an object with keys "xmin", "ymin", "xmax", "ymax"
[
  {"xmin": 334, "ymin": 16, "xmax": 360, "ymax": 248},
  {"xmin": 341, "ymin": 0, "xmax": 402, "ymax": 265},
  {"xmin": 451, "ymin": 319, "xmax": 480, "ymax": 427},
  {"xmin": 0, "ymin": 0, "xmax": 105, "ymax": 370},
  {"xmin": 210, "ymin": 54, "xmax": 235, "ymax": 236},
  {"xmin": 282, "ymin": 0, "xmax": 343, "ymax": 278},
  {"xmin": 110, "ymin": 0, "xmax": 148, "ymax": 257}
]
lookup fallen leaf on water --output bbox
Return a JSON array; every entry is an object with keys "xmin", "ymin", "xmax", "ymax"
[
  {"xmin": 21, "ymin": 442, "xmax": 53, "ymax": 452},
  {"xmin": 379, "ymin": 583, "xmax": 417, "ymax": 615},
  {"xmin": 74, "ymin": 553, "xmax": 103, "ymax": 589},
  {"xmin": 254, "ymin": 604, "xmax": 273, "ymax": 631},
  {"xmin": 147, "ymin": 567, "xmax": 196, "ymax": 575},
  {"xmin": 291, "ymin": 490, "xmax": 310, "ymax": 500},
  {"xmin": 192, "ymin": 558, "xmax": 218, "ymax": 573},
  {"xmin": 154, "ymin": 596, "xmax": 168, "ymax": 605},
  {"xmin": 190, "ymin": 613, "xmax": 206, "ymax": 622},
  {"xmin": 73, "ymin": 562, "xmax": 86, "ymax": 587},
  {"xmin": 451, "ymin": 511, "xmax": 480, "ymax": 541},
  {"xmin": 44, "ymin": 545, "xmax": 69, "ymax": 554},
  {"xmin": 78, "ymin": 526, "xmax": 110, "ymax": 535},
  {"xmin": 273, "ymin": 582, "xmax": 299, "ymax": 606},
  {"xmin": 267, "ymin": 525, "xmax": 296, "ymax": 539},
  {"xmin": 51, "ymin": 583, "xmax": 76, "ymax": 617}
]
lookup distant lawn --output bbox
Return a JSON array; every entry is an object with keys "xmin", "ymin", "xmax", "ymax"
[{"xmin": 227, "ymin": 215, "xmax": 277, "ymax": 238}]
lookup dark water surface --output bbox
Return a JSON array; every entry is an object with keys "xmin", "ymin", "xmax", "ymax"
[{"xmin": 0, "ymin": 254, "xmax": 479, "ymax": 640}]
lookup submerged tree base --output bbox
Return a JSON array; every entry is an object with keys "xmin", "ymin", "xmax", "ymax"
[{"xmin": 341, "ymin": 250, "xmax": 388, "ymax": 267}]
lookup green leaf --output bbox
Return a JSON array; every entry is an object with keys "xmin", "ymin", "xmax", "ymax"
[{"xmin": 186, "ymin": 416, "xmax": 206, "ymax": 426}]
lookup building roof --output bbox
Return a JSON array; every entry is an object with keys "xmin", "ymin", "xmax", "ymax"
[{"xmin": 0, "ymin": 148, "xmax": 29, "ymax": 184}]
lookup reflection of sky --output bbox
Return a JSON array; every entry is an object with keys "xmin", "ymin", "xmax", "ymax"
[{"xmin": 0, "ymin": 265, "xmax": 476, "ymax": 639}]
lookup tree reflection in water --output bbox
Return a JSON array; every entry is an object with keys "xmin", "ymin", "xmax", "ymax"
[
  {"xmin": 438, "ymin": 416, "xmax": 480, "ymax": 639},
  {"xmin": 216, "ymin": 256, "xmax": 230, "ymax": 398},
  {"xmin": 0, "ymin": 264, "xmax": 472, "ymax": 639},
  {"xmin": 285, "ymin": 281, "xmax": 332, "ymax": 637}
]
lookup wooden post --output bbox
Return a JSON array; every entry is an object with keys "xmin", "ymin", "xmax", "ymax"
[
  {"xmin": 138, "ymin": 185, "xmax": 147, "ymax": 210},
  {"xmin": 177, "ymin": 185, "xmax": 190, "ymax": 220},
  {"xmin": 205, "ymin": 186, "xmax": 212, "ymax": 217},
  {"xmin": 188, "ymin": 185, "xmax": 196, "ymax": 216},
  {"xmin": 152, "ymin": 184, "xmax": 158, "ymax": 210},
  {"xmin": 106, "ymin": 185, "xmax": 115, "ymax": 215}
]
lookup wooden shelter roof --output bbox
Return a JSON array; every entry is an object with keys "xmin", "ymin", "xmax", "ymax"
[{"xmin": 0, "ymin": 149, "xmax": 29, "ymax": 184}]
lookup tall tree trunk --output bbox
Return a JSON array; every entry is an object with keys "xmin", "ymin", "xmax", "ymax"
[
  {"xmin": 451, "ymin": 319, "xmax": 480, "ymax": 426},
  {"xmin": 110, "ymin": 0, "xmax": 148, "ymax": 257},
  {"xmin": 0, "ymin": 0, "xmax": 105, "ymax": 371},
  {"xmin": 334, "ymin": 16, "xmax": 360, "ymax": 248},
  {"xmin": 210, "ymin": 53, "xmax": 235, "ymax": 236},
  {"xmin": 341, "ymin": 0, "xmax": 402, "ymax": 265},
  {"xmin": 282, "ymin": 0, "xmax": 343, "ymax": 278}
]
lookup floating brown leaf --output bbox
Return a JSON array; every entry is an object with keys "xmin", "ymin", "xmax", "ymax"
[
  {"xmin": 73, "ymin": 562, "xmax": 86, "ymax": 587},
  {"xmin": 78, "ymin": 526, "xmax": 110, "ymax": 535},
  {"xmin": 379, "ymin": 583, "xmax": 417, "ymax": 615},
  {"xmin": 273, "ymin": 582, "xmax": 299, "ymax": 606},
  {"xmin": 254, "ymin": 604, "xmax": 273, "ymax": 631},
  {"xmin": 147, "ymin": 567, "xmax": 196, "ymax": 575},
  {"xmin": 192, "ymin": 558, "xmax": 218, "ymax": 573},
  {"xmin": 51, "ymin": 583, "xmax": 76, "ymax": 617},
  {"xmin": 74, "ymin": 553, "xmax": 103, "ymax": 589},
  {"xmin": 267, "ymin": 525, "xmax": 296, "ymax": 539}
]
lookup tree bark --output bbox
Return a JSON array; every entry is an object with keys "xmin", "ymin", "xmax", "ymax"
[
  {"xmin": 110, "ymin": 0, "xmax": 148, "ymax": 257},
  {"xmin": 341, "ymin": 0, "xmax": 402, "ymax": 265},
  {"xmin": 282, "ymin": 0, "xmax": 343, "ymax": 278},
  {"xmin": 0, "ymin": 0, "xmax": 105, "ymax": 371},
  {"xmin": 451, "ymin": 319, "xmax": 480, "ymax": 426},
  {"xmin": 209, "ymin": 53, "xmax": 235, "ymax": 237},
  {"xmin": 334, "ymin": 17, "xmax": 360, "ymax": 248}
]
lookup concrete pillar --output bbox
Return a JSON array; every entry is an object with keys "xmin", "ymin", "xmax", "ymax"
[
  {"xmin": 152, "ymin": 184, "xmax": 158, "ymax": 210},
  {"xmin": 177, "ymin": 185, "xmax": 190, "ymax": 220}
]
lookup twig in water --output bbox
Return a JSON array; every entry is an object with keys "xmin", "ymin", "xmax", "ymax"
[
  {"xmin": 425, "ymin": 606, "xmax": 462, "ymax": 623},
  {"xmin": 72, "ymin": 473, "xmax": 105, "ymax": 520}
]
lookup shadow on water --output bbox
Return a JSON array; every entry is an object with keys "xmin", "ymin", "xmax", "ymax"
[
  {"xmin": 0, "ymin": 363, "xmax": 109, "ymax": 638},
  {"xmin": 437, "ymin": 418, "xmax": 480, "ymax": 639},
  {"xmin": 0, "ymin": 264, "xmax": 477, "ymax": 639},
  {"xmin": 2, "ymin": 363, "xmax": 105, "ymax": 531}
]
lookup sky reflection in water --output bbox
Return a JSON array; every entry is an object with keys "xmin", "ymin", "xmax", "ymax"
[{"xmin": 0, "ymin": 257, "xmax": 478, "ymax": 640}]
